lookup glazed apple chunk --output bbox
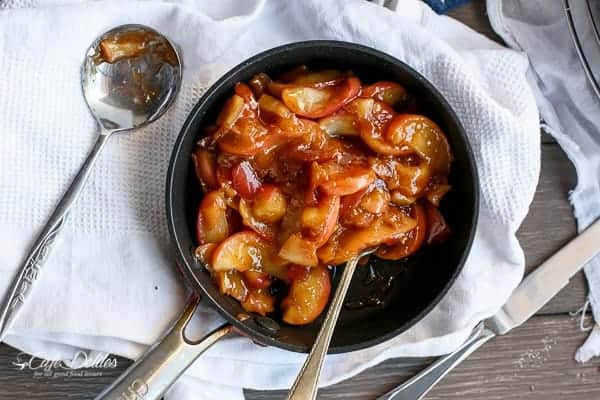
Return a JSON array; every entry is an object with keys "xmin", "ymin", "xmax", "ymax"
[{"xmin": 191, "ymin": 66, "xmax": 453, "ymax": 325}]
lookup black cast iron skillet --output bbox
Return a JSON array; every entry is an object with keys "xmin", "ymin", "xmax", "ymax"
[{"xmin": 95, "ymin": 41, "xmax": 479, "ymax": 400}]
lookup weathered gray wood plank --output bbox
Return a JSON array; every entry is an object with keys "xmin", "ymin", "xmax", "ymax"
[
  {"xmin": 519, "ymin": 145, "xmax": 583, "ymax": 314},
  {"xmin": 0, "ymin": 346, "xmax": 130, "ymax": 400},
  {"xmin": 0, "ymin": 315, "xmax": 595, "ymax": 400},
  {"xmin": 446, "ymin": 0, "xmax": 504, "ymax": 43},
  {"xmin": 245, "ymin": 314, "xmax": 600, "ymax": 400}
]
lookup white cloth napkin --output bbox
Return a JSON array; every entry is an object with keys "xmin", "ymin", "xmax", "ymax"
[
  {"xmin": 0, "ymin": 0, "xmax": 540, "ymax": 398},
  {"xmin": 488, "ymin": 0, "xmax": 600, "ymax": 363}
]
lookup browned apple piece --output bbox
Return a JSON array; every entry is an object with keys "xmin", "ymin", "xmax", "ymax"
[
  {"xmin": 300, "ymin": 195, "xmax": 340, "ymax": 246},
  {"xmin": 292, "ymin": 69, "xmax": 346, "ymax": 87},
  {"xmin": 239, "ymin": 199, "xmax": 276, "ymax": 240},
  {"xmin": 261, "ymin": 256, "xmax": 291, "ymax": 282},
  {"xmin": 252, "ymin": 185, "xmax": 287, "ymax": 223},
  {"xmin": 216, "ymin": 94, "xmax": 245, "ymax": 129},
  {"xmin": 281, "ymin": 77, "xmax": 361, "ymax": 119},
  {"xmin": 196, "ymin": 190, "xmax": 230, "ymax": 244},
  {"xmin": 315, "ymin": 161, "xmax": 375, "ymax": 197},
  {"xmin": 370, "ymin": 157, "xmax": 431, "ymax": 197},
  {"xmin": 318, "ymin": 209, "xmax": 417, "ymax": 265},
  {"xmin": 376, "ymin": 203, "xmax": 427, "ymax": 260},
  {"xmin": 241, "ymin": 288, "xmax": 275, "ymax": 316},
  {"xmin": 194, "ymin": 243, "xmax": 218, "ymax": 266},
  {"xmin": 214, "ymin": 270, "xmax": 248, "ymax": 302},
  {"xmin": 278, "ymin": 233, "xmax": 319, "ymax": 267},
  {"xmin": 386, "ymin": 115, "xmax": 452, "ymax": 175},
  {"xmin": 243, "ymin": 269, "xmax": 272, "ymax": 289},
  {"xmin": 319, "ymin": 111, "xmax": 360, "ymax": 137},
  {"xmin": 212, "ymin": 231, "xmax": 276, "ymax": 272},
  {"xmin": 362, "ymin": 81, "xmax": 409, "ymax": 107},
  {"xmin": 258, "ymin": 94, "xmax": 294, "ymax": 120},
  {"xmin": 99, "ymin": 39, "xmax": 144, "ymax": 63},
  {"xmin": 425, "ymin": 183, "xmax": 451, "ymax": 207},
  {"xmin": 282, "ymin": 267, "xmax": 331, "ymax": 325},
  {"xmin": 192, "ymin": 147, "xmax": 218, "ymax": 190}
]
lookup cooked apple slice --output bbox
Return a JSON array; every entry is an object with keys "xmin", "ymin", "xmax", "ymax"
[
  {"xmin": 217, "ymin": 117, "xmax": 274, "ymax": 156},
  {"xmin": 241, "ymin": 288, "xmax": 275, "ymax": 316},
  {"xmin": 390, "ymin": 191, "xmax": 417, "ymax": 206},
  {"xmin": 339, "ymin": 188, "xmax": 367, "ymax": 219},
  {"xmin": 192, "ymin": 146, "xmax": 218, "ymax": 190},
  {"xmin": 234, "ymin": 82, "xmax": 257, "ymax": 107},
  {"xmin": 284, "ymin": 135, "xmax": 354, "ymax": 163},
  {"xmin": 193, "ymin": 243, "xmax": 218, "ymax": 266},
  {"xmin": 243, "ymin": 269, "xmax": 272, "ymax": 289},
  {"xmin": 386, "ymin": 114, "xmax": 452, "ymax": 175},
  {"xmin": 350, "ymin": 99, "xmax": 411, "ymax": 156},
  {"xmin": 282, "ymin": 68, "xmax": 348, "ymax": 87},
  {"xmin": 258, "ymin": 94, "xmax": 293, "ymax": 121},
  {"xmin": 267, "ymin": 68, "xmax": 346, "ymax": 98},
  {"xmin": 196, "ymin": 190, "xmax": 231, "ymax": 244},
  {"xmin": 318, "ymin": 208, "xmax": 417, "ymax": 265},
  {"xmin": 376, "ymin": 203, "xmax": 427, "ymax": 260},
  {"xmin": 425, "ymin": 182, "xmax": 451, "ymax": 207},
  {"xmin": 425, "ymin": 203, "xmax": 451, "ymax": 245},
  {"xmin": 300, "ymin": 194, "xmax": 340, "ymax": 246},
  {"xmin": 319, "ymin": 111, "xmax": 360, "ymax": 137},
  {"xmin": 212, "ymin": 231, "xmax": 277, "ymax": 272},
  {"xmin": 278, "ymin": 233, "xmax": 319, "ymax": 267},
  {"xmin": 252, "ymin": 185, "xmax": 288, "ymax": 223},
  {"xmin": 339, "ymin": 180, "xmax": 391, "ymax": 228},
  {"xmin": 239, "ymin": 198, "xmax": 276, "ymax": 240},
  {"xmin": 281, "ymin": 77, "xmax": 361, "ymax": 119},
  {"xmin": 370, "ymin": 156, "xmax": 431, "ymax": 197},
  {"xmin": 316, "ymin": 161, "xmax": 375, "ymax": 196},
  {"xmin": 261, "ymin": 257, "xmax": 290, "ymax": 282},
  {"xmin": 216, "ymin": 94, "xmax": 245, "ymax": 129},
  {"xmin": 362, "ymin": 81, "xmax": 409, "ymax": 107},
  {"xmin": 291, "ymin": 69, "xmax": 346, "ymax": 87},
  {"xmin": 231, "ymin": 161, "xmax": 262, "ymax": 199},
  {"xmin": 214, "ymin": 270, "xmax": 248, "ymax": 302},
  {"xmin": 282, "ymin": 266, "xmax": 331, "ymax": 325}
]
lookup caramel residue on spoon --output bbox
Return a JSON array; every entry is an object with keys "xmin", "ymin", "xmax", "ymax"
[
  {"xmin": 237, "ymin": 313, "xmax": 251, "ymax": 322},
  {"xmin": 96, "ymin": 28, "xmax": 178, "ymax": 65}
]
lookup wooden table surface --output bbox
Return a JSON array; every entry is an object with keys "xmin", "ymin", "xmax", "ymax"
[{"xmin": 1, "ymin": 1, "xmax": 598, "ymax": 399}]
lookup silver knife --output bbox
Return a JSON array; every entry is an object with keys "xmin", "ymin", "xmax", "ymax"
[{"xmin": 377, "ymin": 218, "xmax": 600, "ymax": 400}]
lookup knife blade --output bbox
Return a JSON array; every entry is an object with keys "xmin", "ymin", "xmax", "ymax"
[{"xmin": 487, "ymin": 218, "xmax": 600, "ymax": 335}]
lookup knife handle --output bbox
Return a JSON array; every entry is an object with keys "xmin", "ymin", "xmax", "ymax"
[{"xmin": 376, "ymin": 323, "xmax": 496, "ymax": 400}]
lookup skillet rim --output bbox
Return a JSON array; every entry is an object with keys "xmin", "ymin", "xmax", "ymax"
[{"xmin": 166, "ymin": 40, "xmax": 480, "ymax": 354}]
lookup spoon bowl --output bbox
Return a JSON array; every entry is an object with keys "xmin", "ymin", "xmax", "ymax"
[{"xmin": 81, "ymin": 24, "xmax": 182, "ymax": 132}]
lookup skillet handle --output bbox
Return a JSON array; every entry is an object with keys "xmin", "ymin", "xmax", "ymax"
[{"xmin": 94, "ymin": 295, "xmax": 235, "ymax": 400}]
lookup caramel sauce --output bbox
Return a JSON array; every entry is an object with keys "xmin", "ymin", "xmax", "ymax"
[
  {"xmin": 95, "ymin": 28, "xmax": 178, "ymax": 66},
  {"xmin": 344, "ymin": 264, "xmax": 397, "ymax": 310}
]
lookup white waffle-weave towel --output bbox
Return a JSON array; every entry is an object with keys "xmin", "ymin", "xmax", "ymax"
[
  {"xmin": 488, "ymin": 0, "xmax": 600, "ymax": 363},
  {"xmin": 0, "ymin": 0, "xmax": 540, "ymax": 398}
]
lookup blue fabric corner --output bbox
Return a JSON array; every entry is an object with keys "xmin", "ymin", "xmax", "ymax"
[{"xmin": 423, "ymin": 0, "xmax": 471, "ymax": 14}]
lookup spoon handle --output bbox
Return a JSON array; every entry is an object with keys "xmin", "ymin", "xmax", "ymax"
[
  {"xmin": 0, "ymin": 133, "xmax": 110, "ymax": 341},
  {"xmin": 286, "ymin": 255, "xmax": 361, "ymax": 400}
]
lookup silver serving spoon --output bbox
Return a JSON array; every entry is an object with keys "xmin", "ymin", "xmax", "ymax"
[
  {"xmin": 287, "ymin": 248, "xmax": 377, "ymax": 400},
  {"xmin": 0, "ymin": 24, "xmax": 182, "ymax": 341}
]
